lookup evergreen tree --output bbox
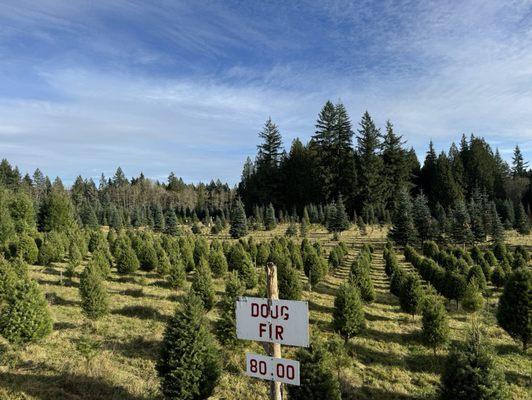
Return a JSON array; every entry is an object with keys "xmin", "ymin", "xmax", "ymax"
[
  {"xmin": 451, "ymin": 201, "xmax": 474, "ymax": 245},
  {"xmin": 332, "ymin": 282, "xmax": 365, "ymax": 342},
  {"xmin": 208, "ymin": 247, "xmax": 228, "ymax": 278},
  {"xmin": 329, "ymin": 195, "xmax": 350, "ymax": 233},
  {"xmin": 356, "ymin": 111, "xmax": 383, "ymax": 207},
  {"xmin": 514, "ymin": 202, "xmax": 530, "ymax": 235},
  {"xmin": 278, "ymin": 263, "xmax": 303, "ymax": 300},
  {"xmin": 153, "ymin": 203, "xmax": 165, "ymax": 232},
  {"xmin": 462, "ymin": 281, "xmax": 485, "ymax": 313},
  {"xmin": 382, "ymin": 121, "xmax": 409, "ymax": 208},
  {"xmin": 157, "ymin": 293, "xmax": 221, "ymax": 400},
  {"xmin": 264, "ymin": 203, "xmax": 277, "ymax": 230},
  {"xmin": 227, "ymin": 243, "xmax": 257, "ymax": 289},
  {"xmin": 38, "ymin": 187, "xmax": 77, "ymax": 232},
  {"xmin": 421, "ymin": 296, "xmax": 449, "ymax": 354},
  {"xmin": 167, "ymin": 259, "xmax": 186, "ymax": 289},
  {"xmin": 287, "ymin": 341, "xmax": 341, "ymax": 400},
  {"xmin": 165, "ymin": 209, "xmax": 179, "ymax": 236},
  {"xmin": 229, "ymin": 199, "xmax": 248, "ymax": 239},
  {"xmin": 303, "ymin": 246, "xmax": 327, "ymax": 288},
  {"xmin": 389, "ymin": 187, "xmax": 418, "ymax": 245},
  {"xmin": 490, "ymin": 265, "xmax": 506, "ymax": 288},
  {"xmin": 0, "ymin": 270, "xmax": 53, "ymax": 346},
  {"xmin": 490, "ymin": 203, "xmax": 505, "ymax": 242},
  {"xmin": 79, "ymin": 264, "xmax": 109, "ymax": 320},
  {"xmin": 467, "ymin": 264, "xmax": 487, "ymax": 293},
  {"xmin": 413, "ymin": 192, "xmax": 434, "ymax": 243},
  {"xmin": 216, "ymin": 271, "xmax": 245, "ymax": 346},
  {"xmin": 511, "ymin": 145, "xmax": 528, "ymax": 177},
  {"xmin": 190, "ymin": 257, "xmax": 215, "ymax": 311},
  {"xmin": 115, "ymin": 240, "xmax": 140, "ymax": 274},
  {"xmin": 439, "ymin": 324, "xmax": 509, "ymax": 400},
  {"xmin": 257, "ymin": 117, "xmax": 283, "ymax": 168},
  {"xmin": 399, "ymin": 274, "xmax": 424, "ymax": 317},
  {"xmin": 496, "ymin": 268, "xmax": 531, "ymax": 351}
]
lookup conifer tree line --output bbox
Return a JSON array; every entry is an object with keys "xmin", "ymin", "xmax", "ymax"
[{"xmin": 239, "ymin": 101, "xmax": 531, "ymax": 231}]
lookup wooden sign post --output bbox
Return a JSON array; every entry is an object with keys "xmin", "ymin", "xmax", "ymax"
[
  {"xmin": 236, "ymin": 262, "xmax": 309, "ymax": 399},
  {"xmin": 266, "ymin": 262, "xmax": 282, "ymax": 400}
]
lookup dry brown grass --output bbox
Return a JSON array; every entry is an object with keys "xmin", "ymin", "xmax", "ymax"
[{"xmin": 0, "ymin": 224, "xmax": 530, "ymax": 400}]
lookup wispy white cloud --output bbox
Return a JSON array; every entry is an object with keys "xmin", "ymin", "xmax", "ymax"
[{"xmin": 0, "ymin": 1, "xmax": 530, "ymax": 184}]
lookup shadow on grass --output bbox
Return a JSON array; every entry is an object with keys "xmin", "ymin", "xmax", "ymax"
[
  {"xmin": 53, "ymin": 321, "xmax": 78, "ymax": 331},
  {"xmin": 313, "ymin": 282, "xmax": 338, "ymax": 297},
  {"xmin": 365, "ymin": 327, "xmax": 417, "ymax": 345},
  {"xmin": 45, "ymin": 293, "xmax": 80, "ymax": 307},
  {"xmin": 108, "ymin": 275, "xmax": 137, "ymax": 284},
  {"xmin": 105, "ymin": 336, "xmax": 161, "ymax": 362},
  {"xmin": 119, "ymin": 288, "xmax": 145, "ymax": 298},
  {"xmin": 308, "ymin": 300, "xmax": 333, "ymax": 314},
  {"xmin": 0, "ymin": 370, "xmax": 144, "ymax": 400},
  {"xmin": 494, "ymin": 343, "xmax": 522, "ymax": 355},
  {"xmin": 404, "ymin": 352, "xmax": 446, "ymax": 374},
  {"xmin": 365, "ymin": 312, "xmax": 396, "ymax": 322},
  {"xmin": 504, "ymin": 370, "xmax": 531, "ymax": 387},
  {"xmin": 112, "ymin": 305, "xmax": 168, "ymax": 323},
  {"xmin": 348, "ymin": 342, "xmax": 405, "ymax": 369},
  {"xmin": 358, "ymin": 386, "xmax": 424, "ymax": 400},
  {"xmin": 150, "ymin": 280, "xmax": 172, "ymax": 289},
  {"xmin": 38, "ymin": 279, "xmax": 78, "ymax": 289}
]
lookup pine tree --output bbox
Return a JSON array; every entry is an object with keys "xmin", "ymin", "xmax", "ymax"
[
  {"xmin": 303, "ymin": 246, "xmax": 327, "ymax": 288},
  {"xmin": 496, "ymin": 268, "xmax": 531, "ymax": 351},
  {"xmin": 329, "ymin": 195, "xmax": 350, "ymax": 233},
  {"xmin": 0, "ymin": 270, "xmax": 53, "ymax": 346},
  {"xmin": 389, "ymin": 187, "xmax": 418, "ymax": 245},
  {"xmin": 332, "ymin": 282, "xmax": 365, "ymax": 342},
  {"xmin": 157, "ymin": 293, "xmax": 221, "ymax": 400},
  {"xmin": 451, "ymin": 201, "xmax": 474, "ymax": 246},
  {"xmin": 421, "ymin": 296, "xmax": 449, "ymax": 354},
  {"xmin": 356, "ymin": 111, "xmax": 383, "ymax": 207},
  {"xmin": 165, "ymin": 209, "xmax": 179, "ymax": 236},
  {"xmin": 514, "ymin": 202, "xmax": 530, "ymax": 235},
  {"xmin": 439, "ymin": 324, "xmax": 509, "ymax": 400},
  {"xmin": 413, "ymin": 192, "xmax": 434, "ymax": 243},
  {"xmin": 264, "ymin": 203, "xmax": 277, "ymax": 230},
  {"xmin": 229, "ymin": 199, "xmax": 248, "ymax": 239},
  {"xmin": 399, "ymin": 274, "xmax": 424, "ymax": 317},
  {"xmin": 227, "ymin": 243, "xmax": 257, "ymax": 289},
  {"xmin": 79, "ymin": 264, "xmax": 109, "ymax": 320},
  {"xmin": 461, "ymin": 281, "xmax": 485, "ymax": 313},
  {"xmin": 115, "ymin": 241, "xmax": 140, "ymax": 274},
  {"xmin": 190, "ymin": 257, "xmax": 215, "ymax": 311},
  {"xmin": 490, "ymin": 265, "xmax": 506, "ymax": 288},
  {"xmin": 18, "ymin": 235, "xmax": 38, "ymax": 264},
  {"xmin": 490, "ymin": 203, "xmax": 505, "ymax": 243},
  {"xmin": 257, "ymin": 117, "xmax": 283, "ymax": 168},
  {"xmin": 216, "ymin": 271, "xmax": 245, "ymax": 346},
  {"xmin": 511, "ymin": 145, "xmax": 528, "ymax": 177},
  {"xmin": 167, "ymin": 259, "xmax": 186, "ymax": 289},
  {"xmin": 286, "ymin": 341, "xmax": 341, "ymax": 400},
  {"xmin": 467, "ymin": 264, "xmax": 487, "ymax": 293},
  {"xmin": 382, "ymin": 121, "xmax": 409, "ymax": 208},
  {"xmin": 278, "ymin": 263, "xmax": 303, "ymax": 300},
  {"xmin": 67, "ymin": 241, "xmax": 82, "ymax": 278},
  {"xmin": 208, "ymin": 247, "xmax": 228, "ymax": 278}
]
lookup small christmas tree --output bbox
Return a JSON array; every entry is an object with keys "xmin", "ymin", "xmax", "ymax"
[
  {"xmin": 399, "ymin": 273, "xmax": 424, "ymax": 318},
  {"xmin": 264, "ymin": 203, "xmax": 277, "ymax": 230},
  {"xmin": 0, "ymin": 270, "xmax": 52, "ymax": 346},
  {"xmin": 115, "ymin": 242, "xmax": 140, "ymax": 274},
  {"xmin": 167, "ymin": 259, "xmax": 186, "ymax": 289},
  {"xmin": 496, "ymin": 268, "xmax": 531, "ymax": 351},
  {"xmin": 216, "ymin": 271, "xmax": 245, "ymax": 346},
  {"xmin": 286, "ymin": 340, "xmax": 341, "ymax": 400},
  {"xmin": 79, "ymin": 264, "xmax": 109, "ymax": 320},
  {"xmin": 208, "ymin": 247, "xmax": 228, "ymax": 278},
  {"xmin": 461, "ymin": 280, "xmax": 484, "ymax": 313},
  {"xmin": 421, "ymin": 296, "xmax": 449, "ymax": 354},
  {"xmin": 332, "ymin": 282, "xmax": 365, "ymax": 343},
  {"xmin": 439, "ymin": 323, "xmax": 509, "ymax": 400},
  {"xmin": 157, "ymin": 293, "xmax": 221, "ymax": 400},
  {"xmin": 190, "ymin": 257, "xmax": 216, "ymax": 311}
]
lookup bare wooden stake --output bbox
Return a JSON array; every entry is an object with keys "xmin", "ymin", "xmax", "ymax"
[{"xmin": 266, "ymin": 262, "xmax": 282, "ymax": 400}]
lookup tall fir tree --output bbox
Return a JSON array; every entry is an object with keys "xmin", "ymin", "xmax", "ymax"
[
  {"xmin": 79, "ymin": 264, "xmax": 109, "ymax": 320},
  {"xmin": 356, "ymin": 111, "xmax": 383, "ymax": 208},
  {"xmin": 511, "ymin": 145, "xmax": 528, "ymax": 177},
  {"xmin": 389, "ymin": 187, "xmax": 418, "ymax": 245},
  {"xmin": 229, "ymin": 199, "xmax": 248, "ymax": 239},
  {"xmin": 264, "ymin": 203, "xmax": 277, "ymax": 230}
]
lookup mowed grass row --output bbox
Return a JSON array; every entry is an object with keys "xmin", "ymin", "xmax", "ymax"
[{"xmin": 0, "ymin": 225, "xmax": 530, "ymax": 400}]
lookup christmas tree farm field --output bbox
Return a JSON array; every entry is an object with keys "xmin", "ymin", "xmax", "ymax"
[{"xmin": 0, "ymin": 225, "xmax": 530, "ymax": 400}]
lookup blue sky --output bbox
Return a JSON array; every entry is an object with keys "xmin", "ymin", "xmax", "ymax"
[{"xmin": 0, "ymin": 1, "xmax": 531, "ymax": 185}]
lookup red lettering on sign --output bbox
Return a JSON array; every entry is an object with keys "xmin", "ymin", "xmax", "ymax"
[
  {"xmin": 259, "ymin": 323, "xmax": 267, "ymax": 338},
  {"xmin": 275, "ymin": 325, "xmax": 284, "ymax": 340},
  {"xmin": 251, "ymin": 303, "xmax": 259, "ymax": 317}
]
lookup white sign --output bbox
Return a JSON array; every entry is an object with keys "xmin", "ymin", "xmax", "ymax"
[
  {"xmin": 236, "ymin": 297, "xmax": 309, "ymax": 347},
  {"xmin": 246, "ymin": 353, "xmax": 300, "ymax": 386}
]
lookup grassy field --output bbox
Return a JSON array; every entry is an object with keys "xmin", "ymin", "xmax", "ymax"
[{"xmin": 0, "ymin": 225, "xmax": 530, "ymax": 400}]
